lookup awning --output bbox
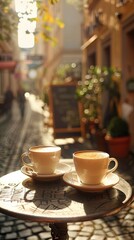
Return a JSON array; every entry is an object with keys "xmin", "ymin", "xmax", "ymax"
[
  {"xmin": 81, "ymin": 35, "xmax": 98, "ymax": 50},
  {"xmin": 0, "ymin": 61, "xmax": 16, "ymax": 69}
]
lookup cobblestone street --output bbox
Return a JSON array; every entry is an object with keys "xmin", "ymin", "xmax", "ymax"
[{"xmin": 0, "ymin": 95, "xmax": 134, "ymax": 240}]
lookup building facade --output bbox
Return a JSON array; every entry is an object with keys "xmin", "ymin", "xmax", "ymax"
[
  {"xmin": 0, "ymin": 41, "xmax": 19, "ymax": 118},
  {"xmin": 43, "ymin": 0, "xmax": 82, "ymax": 85},
  {"xmin": 0, "ymin": 0, "xmax": 20, "ymax": 119},
  {"xmin": 82, "ymin": 0, "xmax": 134, "ymax": 151}
]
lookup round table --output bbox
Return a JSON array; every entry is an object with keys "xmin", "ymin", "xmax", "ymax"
[{"xmin": 0, "ymin": 167, "xmax": 133, "ymax": 239}]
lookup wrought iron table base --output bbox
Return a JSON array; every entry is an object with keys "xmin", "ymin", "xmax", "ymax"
[{"xmin": 49, "ymin": 223, "xmax": 69, "ymax": 240}]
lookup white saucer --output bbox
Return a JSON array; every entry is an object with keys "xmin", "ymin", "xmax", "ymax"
[
  {"xmin": 63, "ymin": 171, "xmax": 119, "ymax": 192},
  {"xmin": 21, "ymin": 162, "xmax": 71, "ymax": 181}
]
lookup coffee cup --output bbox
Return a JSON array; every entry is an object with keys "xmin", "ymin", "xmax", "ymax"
[
  {"xmin": 73, "ymin": 150, "xmax": 118, "ymax": 185},
  {"xmin": 21, "ymin": 145, "xmax": 61, "ymax": 175}
]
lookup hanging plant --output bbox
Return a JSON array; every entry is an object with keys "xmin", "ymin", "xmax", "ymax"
[
  {"xmin": 76, "ymin": 66, "xmax": 105, "ymax": 122},
  {"xmin": 76, "ymin": 66, "xmax": 121, "ymax": 129}
]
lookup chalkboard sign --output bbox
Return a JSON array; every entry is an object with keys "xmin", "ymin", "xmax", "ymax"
[{"xmin": 49, "ymin": 83, "xmax": 84, "ymax": 138}]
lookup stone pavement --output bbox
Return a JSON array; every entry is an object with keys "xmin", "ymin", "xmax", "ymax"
[{"xmin": 0, "ymin": 94, "xmax": 134, "ymax": 240}]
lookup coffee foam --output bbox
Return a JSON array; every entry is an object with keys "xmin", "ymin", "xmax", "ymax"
[
  {"xmin": 75, "ymin": 151, "xmax": 108, "ymax": 159},
  {"xmin": 31, "ymin": 146, "xmax": 60, "ymax": 153}
]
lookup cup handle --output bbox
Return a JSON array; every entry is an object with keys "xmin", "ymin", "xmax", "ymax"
[
  {"xmin": 21, "ymin": 152, "xmax": 33, "ymax": 169},
  {"xmin": 107, "ymin": 157, "xmax": 118, "ymax": 173}
]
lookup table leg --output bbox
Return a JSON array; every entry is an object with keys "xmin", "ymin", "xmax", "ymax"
[{"xmin": 49, "ymin": 222, "xmax": 69, "ymax": 240}]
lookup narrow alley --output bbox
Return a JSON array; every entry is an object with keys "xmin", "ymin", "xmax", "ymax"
[{"xmin": 0, "ymin": 95, "xmax": 133, "ymax": 240}]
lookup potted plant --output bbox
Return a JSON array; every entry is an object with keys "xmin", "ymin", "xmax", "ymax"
[{"xmin": 105, "ymin": 116, "xmax": 130, "ymax": 159}]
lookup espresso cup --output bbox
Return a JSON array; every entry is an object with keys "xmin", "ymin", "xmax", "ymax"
[
  {"xmin": 21, "ymin": 145, "xmax": 61, "ymax": 175},
  {"xmin": 73, "ymin": 150, "xmax": 118, "ymax": 185}
]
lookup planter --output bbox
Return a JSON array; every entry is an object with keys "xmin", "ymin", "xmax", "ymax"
[{"xmin": 105, "ymin": 136, "xmax": 130, "ymax": 159}]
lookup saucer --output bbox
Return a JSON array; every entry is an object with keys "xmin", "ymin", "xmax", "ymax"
[
  {"xmin": 63, "ymin": 171, "xmax": 119, "ymax": 192},
  {"xmin": 21, "ymin": 162, "xmax": 71, "ymax": 181}
]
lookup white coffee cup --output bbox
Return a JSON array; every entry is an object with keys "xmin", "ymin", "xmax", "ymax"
[
  {"xmin": 73, "ymin": 150, "xmax": 118, "ymax": 185},
  {"xmin": 21, "ymin": 145, "xmax": 61, "ymax": 175}
]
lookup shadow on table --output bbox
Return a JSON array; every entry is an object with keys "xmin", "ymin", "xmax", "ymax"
[
  {"xmin": 66, "ymin": 186, "xmax": 131, "ymax": 218},
  {"xmin": 23, "ymin": 178, "xmax": 71, "ymax": 211}
]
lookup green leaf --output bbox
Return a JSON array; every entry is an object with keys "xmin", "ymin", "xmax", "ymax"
[{"xmin": 49, "ymin": 0, "xmax": 59, "ymax": 4}]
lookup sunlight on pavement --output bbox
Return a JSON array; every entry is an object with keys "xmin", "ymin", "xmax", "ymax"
[{"xmin": 26, "ymin": 93, "xmax": 44, "ymax": 115}]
